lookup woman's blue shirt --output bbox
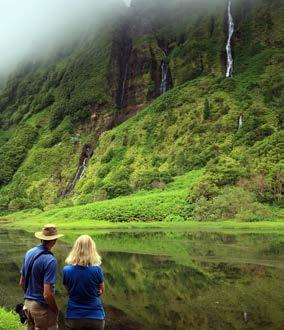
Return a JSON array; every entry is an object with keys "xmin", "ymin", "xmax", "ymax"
[{"xmin": 63, "ymin": 265, "xmax": 105, "ymax": 320}]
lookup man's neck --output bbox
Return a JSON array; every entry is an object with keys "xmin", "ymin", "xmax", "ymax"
[{"xmin": 41, "ymin": 243, "xmax": 52, "ymax": 251}]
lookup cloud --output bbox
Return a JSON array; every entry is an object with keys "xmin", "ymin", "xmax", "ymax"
[
  {"xmin": 0, "ymin": 0, "xmax": 127, "ymax": 79},
  {"xmin": 0, "ymin": 0, "xmax": 226, "ymax": 80}
]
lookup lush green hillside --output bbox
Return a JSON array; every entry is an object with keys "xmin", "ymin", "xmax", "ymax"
[{"xmin": 0, "ymin": 0, "xmax": 283, "ymax": 220}]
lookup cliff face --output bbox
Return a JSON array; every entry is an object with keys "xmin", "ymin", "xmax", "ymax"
[
  {"xmin": 0, "ymin": 0, "xmax": 283, "ymax": 210},
  {"xmin": 109, "ymin": 0, "xmax": 283, "ymax": 110}
]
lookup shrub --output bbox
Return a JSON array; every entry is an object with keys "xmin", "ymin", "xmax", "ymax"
[
  {"xmin": 0, "ymin": 307, "xmax": 24, "ymax": 330},
  {"xmin": 207, "ymin": 156, "xmax": 247, "ymax": 186},
  {"xmin": 82, "ymin": 181, "xmax": 95, "ymax": 194},
  {"xmin": 192, "ymin": 186, "xmax": 272, "ymax": 221},
  {"xmin": 33, "ymin": 92, "xmax": 55, "ymax": 113},
  {"xmin": 74, "ymin": 194, "xmax": 94, "ymax": 205},
  {"xmin": 101, "ymin": 148, "xmax": 116, "ymax": 163},
  {"xmin": 203, "ymin": 98, "xmax": 210, "ymax": 120},
  {"xmin": 40, "ymin": 131, "xmax": 62, "ymax": 148},
  {"xmin": 268, "ymin": 161, "xmax": 284, "ymax": 204},
  {"xmin": 8, "ymin": 197, "xmax": 33, "ymax": 211},
  {"xmin": 71, "ymin": 107, "xmax": 90, "ymax": 123},
  {"xmin": 0, "ymin": 124, "xmax": 38, "ymax": 186},
  {"xmin": 0, "ymin": 193, "xmax": 9, "ymax": 210},
  {"xmin": 238, "ymin": 161, "xmax": 284, "ymax": 204},
  {"xmin": 164, "ymin": 214, "xmax": 185, "ymax": 222},
  {"xmin": 153, "ymin": 90, "xmax": 176, "ymax": 112},
  {"xmin": 49, "ymin": 103, "xmax": 66, "ymax": 130},
  {"xmin": 56, "ymin": 199, "xmax": 74, "ymax": 208},
  {"xmin": 189, "ymin": 174, "xmax": 220, "ymax": 203},
  {"xmin": 97, "ymin": 164, "xmax": 111, "ymax": 178},
  {"xmin": 93, "ymin": 190, "xmax": 108, "ymax": 201},
  {"xmin": 236, "ymin": 204, "xmax": 272, "ymax": 222},
  {"xmin": 131, "ymin": 168, "xmax": 172, "ymax": 190},
  {"xmin": 103, "ymin": 180, "xmax": 133, "ymax": 199}
]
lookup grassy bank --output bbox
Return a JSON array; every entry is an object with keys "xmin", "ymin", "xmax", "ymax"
[
  {"xmin": 1, "ymin": 170, "xmax": 283, "ymax": 259},
  {"xmin": 0, "ymin": 308, "xmax": 24, "ymax": 330},
  {"xmin": 1, "ymin": 212, "xmax": 284, "ymax": 237},
  {"xmin": 1, "ymin": 169, "xmax": 283, "ymax": 231}
]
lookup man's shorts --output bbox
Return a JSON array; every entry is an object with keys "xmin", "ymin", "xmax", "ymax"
[{"xmin": 24, "ymin": 299, "xmax": 58, "ymax": 330}]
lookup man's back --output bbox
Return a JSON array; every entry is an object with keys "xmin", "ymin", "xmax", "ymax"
[
  {"xmin": 21, "ymin": 244, "xmax": 57, "ymax": 305},
  {"xmin": 19, "ymin": 224, "xmax": 63, "ymax": 330}
]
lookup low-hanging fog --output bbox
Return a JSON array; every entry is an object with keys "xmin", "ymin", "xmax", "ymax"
[
  {"xmin": 0, "ymin": 0, "xmax": 226, "ymax": 82},
  {"xmin": 0, "ymin": 0, "xmax": 131, "ymax": 80}
]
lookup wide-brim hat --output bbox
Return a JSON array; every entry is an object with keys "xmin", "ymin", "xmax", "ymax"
[{"xmin": 35, "ymin": 224, "xmax": 64, "ymax": 240}]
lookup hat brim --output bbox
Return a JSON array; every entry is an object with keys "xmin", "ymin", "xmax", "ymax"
[{"xmin": 35, "ymin": 232, "xmax": 64, "ymax": 240}]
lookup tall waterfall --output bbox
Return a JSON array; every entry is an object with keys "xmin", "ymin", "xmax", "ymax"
[
  {"xmin": 117, "ymin": 34, "xmax": 132, "ymax": 109},
  {"xmin": 226, "ymin": 0, "xmax": 234, "ymax": 77},
  {"xmin": 160, "ymin": 51, "xmax": 169, "ymax": 94}
]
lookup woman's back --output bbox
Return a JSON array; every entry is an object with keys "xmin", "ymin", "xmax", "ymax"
[
  {"xmin": 64, "ymin": 235, "xmax": 105, "ymax": 329},
  {"xmin": 63, "ymin": 264, "xmax": 105, "ymax": 320}
]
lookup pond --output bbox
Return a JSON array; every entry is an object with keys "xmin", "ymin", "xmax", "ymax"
[{"xmin": 0, "ymin": 228, "xmax": 283, "ymax": 329}]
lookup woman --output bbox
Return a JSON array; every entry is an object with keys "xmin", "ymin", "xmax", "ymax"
[{"xmin": 63, "ymin": 235, "xmax": 105, "ymax": 330}]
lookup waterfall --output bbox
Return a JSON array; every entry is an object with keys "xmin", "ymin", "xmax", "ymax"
[
  {"xmin": 62, "ymin": 146, "xmax": 92, "ymax": 196},
  {"xmin": 238, "ymin": 115, "xmax": 243, "ymax": 129},
  {"xmin": 120, "ymin": 63, "xmax": 129, "ymax": 107},
  {"xmin": 226, "ymin": 0, "xmax": 234, "ymax": 78},
  {"xmin": 117, "ymin": 34, "xmax": 132, "ymax": 109},
  {"xmin": 160, "ymin": 51, "xmax": 169, "ymax": 94},
  {"xmin": 70, "ymin": 157, "xmax": 88, "ymax": 188}
]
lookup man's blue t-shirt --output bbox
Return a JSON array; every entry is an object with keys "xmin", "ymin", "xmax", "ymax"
[
  {"xmin": 63, "ymin": 265, "xmax": 105, "ymax": 320},
  {"xmin": 21, "ymin": 244, "xmax": 57, "ymax": 305}
]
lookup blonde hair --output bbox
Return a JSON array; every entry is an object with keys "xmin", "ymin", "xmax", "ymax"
[{"xmin": 65, "ymin": 235, "xmax": 102, "ymax": 267}]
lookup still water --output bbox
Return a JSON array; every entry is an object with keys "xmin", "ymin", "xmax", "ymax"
[{"xmin": 0, "ymin": 228, "xmax": 283, "ymax": 329}]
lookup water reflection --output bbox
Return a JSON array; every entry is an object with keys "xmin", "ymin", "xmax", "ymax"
[{"xmin": 0, "ymin": 229, "xmax": 283, "ymax": 329}]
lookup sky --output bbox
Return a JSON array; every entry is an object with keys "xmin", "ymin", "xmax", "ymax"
[{"xmin": 0, "ymin": 0, "xmax": 130, "ymax": 79}]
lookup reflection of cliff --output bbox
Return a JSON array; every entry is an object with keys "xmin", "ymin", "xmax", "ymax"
[
  {"xmin": 100, "ymin": 247, "xmax": 284, "ymax": 330},
  {"xmin": 1, "ymin": 230, "xmax": 284, "ymax": 330},
  {"xmin": 103, "ymin": 252, "xmax": 210, "ymax": 329}
]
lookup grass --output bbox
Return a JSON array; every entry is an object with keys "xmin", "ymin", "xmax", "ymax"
[
  {"xmin": 1, "ymin": 168, "xmax": 283, "ymax": 237},
  {"xmin": 0, "ymin": 308, "xmax": 24, "ymax": 330}
]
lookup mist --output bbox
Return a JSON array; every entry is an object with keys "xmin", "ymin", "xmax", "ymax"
[
  {"xmin": 0, "ymin": 0, "xmax": 130, "ymax": 80},
  {"xmin": 0, "ymin": 0, "xmax": 228, "ymax": 82}
]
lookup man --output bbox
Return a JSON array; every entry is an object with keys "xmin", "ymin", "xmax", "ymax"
[{"xmin": 19, "ymin": 224, "xmax": 63, "ymax": 330}]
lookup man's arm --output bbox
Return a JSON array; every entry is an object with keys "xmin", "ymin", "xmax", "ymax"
[
  {"xmin": 98, "ymin": 282, "xmax": 105, "ymax": 295},
  {"xmin": 43, "ymin": 284, "xmax": 58, "ymax": 314},
  {"xmin": 19, "ymin": 275, "xmax": 25, "ymax": 290}
]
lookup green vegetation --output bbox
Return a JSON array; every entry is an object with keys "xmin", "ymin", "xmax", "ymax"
[
  {"xmin": 0, "ymin": 1, "xmax": 283, "ymax": 329},
  {"xmin": 0, "ymin": 0, "xmax": 282, "ymax": 221},
  {"xmin": 0, "ymin": 308, "xmax": 24, "ymax": 330},
  {"xmin": 1, "ymin": 169, "xmax": 281, "ymax": 226}
]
